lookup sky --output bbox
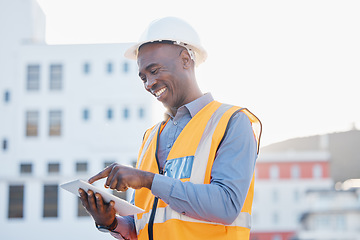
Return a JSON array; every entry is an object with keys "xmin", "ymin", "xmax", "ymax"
[{"xmin": 36, "ymin": 0, "xmax": 360, "ymax": 147}]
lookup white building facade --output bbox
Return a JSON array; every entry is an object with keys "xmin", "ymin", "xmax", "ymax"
[
  {"xmin": 0, "ymin": 1, "xmax": 153, "ymax": 239},
  {"xmin": 295, "ymin": 189, "xmax": 360, "ymax": 240},
  {"xmin": 250, "ymin": 151, "xmax": 333, "ymax": 240}
]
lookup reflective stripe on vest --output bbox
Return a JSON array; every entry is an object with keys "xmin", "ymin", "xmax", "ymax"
[
  {"xmin": 137, "ymin": 122, "xmax": 162, "ymax": 170},
  {"xmin": 190, "ymin": 103, "xmax": 233, "ymax": 184},
  {"xmin": 136, "ymin": 206, "xmax": 251, "ymax": 236}
]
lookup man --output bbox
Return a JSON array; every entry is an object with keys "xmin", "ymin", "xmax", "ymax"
[{"xmin": 79, "ymin": 17, "xmax": 261, "ymax": 240}]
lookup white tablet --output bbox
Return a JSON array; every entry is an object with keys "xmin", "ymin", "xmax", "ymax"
[{"xmin": 60, "ymin": 179, "xmax": 144, "ymax": 216}]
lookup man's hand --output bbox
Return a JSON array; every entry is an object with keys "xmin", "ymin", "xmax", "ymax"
[
  {"xmin": 78, "ymin": 190, "xmax": 138, "ymax": 239},
  {"xmin": 88, "ymin": 163, "xmax": 155, "ymax": 191},
  {"xmin": 78, "ymin": 189, "xmax": 116, "ymax": 226},
  {"xmin": 111, "ymin": 216, "xmax": 138, "ymax": 240}
]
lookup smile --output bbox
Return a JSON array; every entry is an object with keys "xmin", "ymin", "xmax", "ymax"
[{"xmin": 154, "ymin": 87, "xmax": 167, "ymax": 98}]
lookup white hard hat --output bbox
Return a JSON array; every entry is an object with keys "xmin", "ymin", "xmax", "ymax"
[{"xmin": 124, "ymin": 17, "xmax": 207, "ymax": 67}]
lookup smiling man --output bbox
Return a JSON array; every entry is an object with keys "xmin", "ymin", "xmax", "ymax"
[
  {"xmin": 138, "ymin": 42, "xmax": 202, "ymax": 116},
  {"xmin": 79, "ymin": 17, "xmax": 262, "ymax": 240}
]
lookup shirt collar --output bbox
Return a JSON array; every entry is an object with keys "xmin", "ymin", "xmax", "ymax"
[
  {"xmin": 166, "ymin": 93, "xmax": 214, "ymax": 119},
  {"xmin": 185, "ymin": 93, "xmax": 214, "ymax": 118}
]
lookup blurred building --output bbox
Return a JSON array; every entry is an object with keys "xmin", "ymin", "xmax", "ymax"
[
  {"xmin": 250, "ymin": 148, "xmax": 333, "ymax": 240},
  {"xmin": 260, "ymin": 128, "xmax": 360, "ymax": 183},
  {"xmin": 294, "ymin": 188, "xmax": 360, "ymax": 240},
  {"xmin": 0, "ymin": 0, "xmax": 152, "ymax": 239},
  {"xmin": 251, "ymin": 129, "xmax": 360, "ymax": 240}
]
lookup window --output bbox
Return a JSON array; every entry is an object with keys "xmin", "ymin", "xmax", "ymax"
[
  {"xmin": 107, "ymin": 62, "xmax": 113, "ymax": 74},
  {"xmin": 253, "ymin": 190, "xmax": 258, "ymax": 203},
  {"xmin": 76, "ymin": 162, "xmax": 88, "ymax": 173},
  {"xmin": 2, "ymin": 138, "xmax": 7, "ymax": 151},
  {"xmin": 8, "ymin": 185, "xmax": 24, "ymax": 219},
  {"xmin": 294, "ymin": 189, "xmax": 300, "ymax": 202},
  {"xmin": 82, "ymin": 109, "xmax": 90, "ymax": 121},
  {"xmin": 272, "ymin": 189, "xmax": 278, "ymax": 202},
  {"xmin": 49, "ymin": 64, "xmax": 63, "ymax": 90},
  {"xmin": 4, "ymin": 90, "xmax": 10, "ymax": 103},
  {"xmin": 48, "ymin": 162, "xmax": 60, "ymax": 174},
  {"xmin": 315, "ymin": 215, "xmax": 330, "ymax": 230},
  {"xmin": 26, "ymin": 111, "xmax": 39, "ymax": 137},
  {"xmin": 270, "ymin": 165, "xmax": 279, "ymax": 179},
  {"xmin": 272, "ymin": 235, "xmax": 282, "ymax": 240},
  {"xmin": 77, "ymin": 198, "xmax": 89, "ymax": 217},
  {"xmin": 83, "ymin": 62, "xmax": 90, "ymax": 74},
  {"xmin": 49, "ymin": 110, "xmax": 62, "ymax": 136},
  {"xmin": 313, "ymin": 164, "xmax": 323, "ymax": 178},
  {"xmin": 43, "ymin": 185, "xmax": 58, "ymax": 218},
  {"xmin": 335, "ymin": 215, "xmax": 346, "ymax": 231},
  {"xmin": 139, "ymin": 108, "xmax": 145, "ymax": 119},
  {"xmin": 291, "ymin": 165, "xmax": 300, "ymax": 179},
  {"xmin": 123, "ymin": 108, "xmax": 129, "ymax": 119},
  {"xmin": 20, "ymin": 163, "xmax": 32, "ymax": 174},
  {"xmin": 123, "ymin": 62, "xmax": 129, "ymax": 73},
  {"xmin": 107, "ymin": 108, "xmax": 113, "ymax": 120},
  {"xmin": 131, "ymin": 159, "xmax": 137, "ymax": 168},
  {"xmin": 104, "ymin": 161, "xmax": 115, "ymax": 168},
  {"xmin": 273, "ymin": 212, "xmax": 279, "ymax": 225},
  {"xmin": 26, "ymin": 64, "xmax": 40, "ymax": 90},
  {"xmin": 252, "ymin": 212, "xmax": 258, "ymax": 225}
]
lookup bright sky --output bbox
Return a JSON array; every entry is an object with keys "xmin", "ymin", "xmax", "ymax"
[{"xmin": 37, "ymin": 0, "xmax": 360, "ymax": 147}]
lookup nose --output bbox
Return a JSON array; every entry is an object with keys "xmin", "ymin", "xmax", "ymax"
[{"xmin": 145, "ymin": 76, "xmax": 157, "ymax": 91}]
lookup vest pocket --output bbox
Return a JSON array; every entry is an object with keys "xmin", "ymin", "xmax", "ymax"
[{"xmin": 164, "ymin": 156, "xmax": 194, "ymax": 179}]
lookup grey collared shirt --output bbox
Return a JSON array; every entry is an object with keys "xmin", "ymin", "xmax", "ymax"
[{"xmin": 151, "ymin": 93, "xmax": 258, "ymax": 224}]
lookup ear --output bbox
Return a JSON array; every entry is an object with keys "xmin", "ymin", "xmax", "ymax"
[{"xmin": 180, "ymin": 49, "xmax": 193, "ymax": 69}]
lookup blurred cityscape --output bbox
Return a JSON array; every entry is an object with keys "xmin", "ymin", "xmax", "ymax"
[
  {"xmin": 0, "ymin": 1, "xmax": 359, "ymax": 240},
  {"xmin": 252, "ymin": 130, "xmax": 360, "ymax": 240}
]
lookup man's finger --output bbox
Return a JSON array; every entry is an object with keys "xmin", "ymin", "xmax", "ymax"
[
  {"xmin": 95, "ymin": 193, "xmax": 104, "ymax": 213},
  {"xmin": 88, "ymin": 166, "xmax": 113, "ymax": 184},
  {"xmin": 116, "ymin": 181, "xmax": 128, "ymax": 192},
  {"xmin": 78, "ymin": 188, "xmax": 89, "ymax": 210},
  {"xmin": 87, "ymin": 190, "xmax": 97, "ymax": 212},
  {"xmin": 107, "ymin": 200, "xmax": 115, "ymax": 213},
  {"xmin": 108, "ymin": 166, "xmax": 124, "ymax": 190},
  {"xmin": 105, "ymin": 165, "xmax": 118, "ymax": 188}
]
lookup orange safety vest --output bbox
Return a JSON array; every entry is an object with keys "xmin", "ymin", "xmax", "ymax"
[{"xmin": 134, "ymin": 101, "xmax": 261, "ymax": 240}]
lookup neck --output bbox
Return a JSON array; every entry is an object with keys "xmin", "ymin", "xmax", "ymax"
[
  {"xmin": 168, "ymin": 90, "xmax": 203, "ymax": 117},
  {"xmin": 169, "ymin": 73, "xmax": 202, "ymax": 116}
]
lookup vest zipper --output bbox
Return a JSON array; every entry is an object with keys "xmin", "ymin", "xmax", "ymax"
[{"xmin": 148, "ymin": 122, "xmax": 166, "ymax": 240}]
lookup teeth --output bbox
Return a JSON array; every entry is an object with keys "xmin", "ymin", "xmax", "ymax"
[{"xmin": 155, "ymin": 88, "xmax": 166, "ymax": 97}]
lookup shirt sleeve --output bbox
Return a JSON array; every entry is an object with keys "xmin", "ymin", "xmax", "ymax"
[
  {"xmin": 151, "ymin": 111, "xmax": 258, "ymax": 225},
  {"xmin": 109, "ymin": 216, "xmax": 135, "ymax": 240},
  {"xmin": 110, "ymin": 192, "xmax": 136, "ymax": 239}
]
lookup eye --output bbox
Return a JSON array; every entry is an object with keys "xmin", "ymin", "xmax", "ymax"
[{"xmin": 150, "ymin": 67, "xmax": 159, "ymax": 75}]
